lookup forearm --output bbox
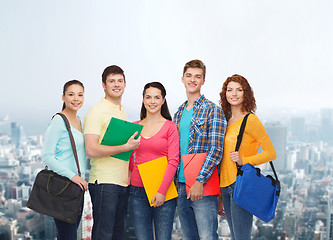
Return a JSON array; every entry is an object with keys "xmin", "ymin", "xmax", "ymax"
[
  {"xmin": 243, "ymin": 136, "xmax": 277, "ymax": 165},
  {"xmin": 196, "ymin": 148, "xmax": 223, "ymax": 183},
  {"xmin": 196, "ymin": 107, "xmax": 225, "ymax": 183},
  {"xmin": 85, "ymin": 142, "xmax": 130, "ymax": 158},
  {"xmin": 158, "ymin": 162, "xmax": 178, "ymax": 195}
]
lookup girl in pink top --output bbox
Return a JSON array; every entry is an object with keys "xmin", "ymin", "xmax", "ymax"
[{"xmin": 129, "ymin": 82, "xmax": 179, "ymax": 240}]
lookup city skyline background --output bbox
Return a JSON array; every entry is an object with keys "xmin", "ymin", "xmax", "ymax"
[
  {"xmin": 1, "ymin": 0, "xmax": 332, "ymax": 136},
  {"xmin": 1, "ymin": 2, "xmax": 333, "ymax": 238}
]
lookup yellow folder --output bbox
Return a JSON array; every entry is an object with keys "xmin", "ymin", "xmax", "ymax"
[{"xmin": 137, "ymin": 156, "xmax": 178, "ymax": 207}]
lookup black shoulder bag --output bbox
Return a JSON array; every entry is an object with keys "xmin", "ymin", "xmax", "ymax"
[
  {"xmin": 232, "ymin": 113, "xmax": 281, "ymax": 223},
  {"xmin": 27, "ymin": 113, "xmax": 84, "ymax": 223}
]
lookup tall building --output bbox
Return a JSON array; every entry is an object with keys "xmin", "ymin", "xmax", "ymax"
[
  {"xmin": 290, "ymin": 117, "xmax": 305, "ymax": 141},
  {"xmin": 10, "ymin": 122, "xmax": 21, "ymax": 148},
  {"xmin": 265, "ymin": 122, "xmax": 287, "ymax": 171},
  {"xmin": 326, "ymin": 189, "xmax": 333, "ymax": 240},
  {"xmin": 320, "ymin": 108, "xmax": 333, "ymax": 144},
  {"xmin": 283, "ymin": 212, "xmax": 297, "ymax": 238}
]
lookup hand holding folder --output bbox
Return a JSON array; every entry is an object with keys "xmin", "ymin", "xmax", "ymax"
[
  {"xmin": 101, "ymin": 117, "xmax": 143, "ymax": 161},
  {"xmin": 138, "ymin": 156, "xmax": 178, "ymax": 207},
  {"xmin": 182, "ymin": 153, "xmax": 221, "ymax": 196}
]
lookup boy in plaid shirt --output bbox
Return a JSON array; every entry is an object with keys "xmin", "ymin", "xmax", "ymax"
[{"xmin": 174, "ymin": 59, "xmax": 226, "ymax": 240}]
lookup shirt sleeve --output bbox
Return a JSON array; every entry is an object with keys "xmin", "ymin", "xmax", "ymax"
[
  {"xmin": 158, "ymin": 122, "xmax": 180, "ymax": 195},
  {"xmin": 242, "ymin": 115, "xmax": 277, "ymax": 165},
  {"xmin": 129, "ymin": 151, "xmax": 135, "ymax": 172},
  {"xmin": 129, "ymin": 120, "xmax": 140, "ymax": 173},
  {"xmin": 196, "ymin": 106, "xmax": 227, "ymax": 183},
  {"xmin": 41, "ymin": 115, "xmax": 76, "ymax": 180},
  {"xmin": 84, "ymin": 107, "xmax": 102, "ymax": 136}
]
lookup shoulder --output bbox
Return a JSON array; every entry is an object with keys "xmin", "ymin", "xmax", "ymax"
[
  {"xmin": 200, "ymin": 99, "xmax": 224, "ymax": 120},
  {"xmin": 165, "ymin": 120, "xmax": 177, "ymax": 129},
  {"xmin": 45, "ymin": 114, "xmax": 66, "ymax": 134},
  {"xmin": 164, "ymin": 120, "xmax": 179, "ymax": 137},
  {"xmin": 247, "ymin": 113, "xmax": 261, "ymax": 124},
  {"xmin": 50, "ymin": 114, "xmax": 65, "ymax": 126},
  {"xmin": 200, "ymin": 96, "xmax": 221, "ymax": 111},
  {"xmin": 86, "ymin": 102, "xmax": 103, "ymax": 114},
  {"xmin": 85, "ymin": 102, "xmax": 106, "ymax": 121},
  {"xmin": 246, "ymin": 114, "xmax": 265, "ymax": 131}
]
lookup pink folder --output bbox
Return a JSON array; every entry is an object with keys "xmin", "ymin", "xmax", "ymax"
[{"xmin": 182, "ymin": 153, "xmax": 221, "ymax": 196}]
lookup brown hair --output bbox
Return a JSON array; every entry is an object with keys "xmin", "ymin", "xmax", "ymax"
[
  {"xmin": 183, "ymin": 59, "xmax": 206, "ymax": 79},
  {"xmin": 219, "ymin": 74, "xmax": 256, "ymax": 121},
  {"xmin": 102, "ymin": 65, "xmax": 125, "ymax": 84},
  {"xmin": 62, "ymin": 80, "xmax": 84, "ymax": 110}
]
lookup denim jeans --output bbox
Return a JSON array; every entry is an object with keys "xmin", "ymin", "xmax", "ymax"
[
  {"xmin": 129, "ymin": 186, "xmax": 176, "ymax": 240},
  {"xmin": 54, "ymin": 202, "xmax": 83, "ymax": 240},
  {"xmin": 177, "ymin": 183, "xmax": 218, "ymax": 240},
  {"xmin": 221, "ymin": 183, "xmax": 253, "ymax": 240},
  {"xmin": 89, "ymin": 182, "xmax": 129, "ymax": 240}
]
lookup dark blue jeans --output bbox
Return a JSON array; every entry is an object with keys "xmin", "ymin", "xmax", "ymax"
[
  {"xmin": 129, "ymin": 186, "xmax": 176, "ymax": 240},
  {"xmin": 53, "ymin": 202, "xmax": 83, "ymax": 240},
  {"xmin": 221, "ymin": 183, "xmax": 253, "ymax": 240},
  {"xmin": 89, "ymin": 182, "xmax": 129, "ymax": 240}
]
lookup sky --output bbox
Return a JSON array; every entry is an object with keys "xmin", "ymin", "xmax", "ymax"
[{"xmin": 0, "ymin": 0, "xmax": 332, "ymax": 135}]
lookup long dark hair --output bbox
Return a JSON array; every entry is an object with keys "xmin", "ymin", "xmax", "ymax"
[
  {"xmin": 62, "ymin": 80, "xmax": 85, "ymax": 110},
  {"xmin": 219, "ymin": 74, "xmax": 256, "ymax": 121},
  {"xmin": 140, "ymin": 82, "xmax": 172, "ymax": 120}
]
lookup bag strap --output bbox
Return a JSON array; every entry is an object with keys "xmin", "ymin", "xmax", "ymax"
[
  {"xmin": 54, "ymin": 113, "xmax": 81, "ymax": 177},
  {"xmin": 234, "ymin": 113, "xmax": 279, "ymax": 182},
  {"xmin": 235, "ymin": 113, "xmax": 250, "ymax": 152},
  {"xmin": 269, "ymin": 162, "xmax": 279, "ymax": 183}
]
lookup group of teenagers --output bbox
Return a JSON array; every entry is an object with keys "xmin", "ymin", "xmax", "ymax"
[{"xmin": 41, "ymin": 59, "xmax": 276, "ymax": 240}]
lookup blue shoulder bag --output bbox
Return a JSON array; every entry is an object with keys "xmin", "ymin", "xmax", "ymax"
[{"xmin": 233, "ymin": 113, "xmax": 281, "ymax": 223}]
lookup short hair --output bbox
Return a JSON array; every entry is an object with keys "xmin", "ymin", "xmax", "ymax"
[
  {"xmin": 219, "ymin": 74, "xmax": 256, "ymax": 121},
  {"xmin": 102, "ymin": 65, "xmax": 125, "ymax": 84},
  {"xmin": 183, "ymin": 59, "xmax": 206, "ymax": 79},
  {"xmin": 140, "ymin": 82, "xmax": 172, "ymax": 121}
]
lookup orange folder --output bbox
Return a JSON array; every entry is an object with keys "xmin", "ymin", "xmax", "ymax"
[
  {"xmin": 138, "ymin": 156, "xmax": 178, "ymax": 207},
  {"xmin": 182, "ymin": 153, "xmax": 221, "ymax": 196}
]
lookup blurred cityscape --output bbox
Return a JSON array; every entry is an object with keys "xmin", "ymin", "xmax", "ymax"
[{"xmin": 0, "ymin": 108, "xmax": 333, "ymax": 239}]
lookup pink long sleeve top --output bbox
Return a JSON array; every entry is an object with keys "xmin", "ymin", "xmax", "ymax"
[{"xmin": 129, "ymin": 120, "xmax": 180, "ymax": 196}]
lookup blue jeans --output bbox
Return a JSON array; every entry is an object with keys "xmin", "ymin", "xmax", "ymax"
[
  {"xmin": 129, "ymin": 186, "xmax": 176, "ymax": 240},
  {"xmin": 221, "ymin": 183, "xmax": 253, "ymax": 240},
  {"xmin": 89, "ymin": 182, "xmax": 129, "ymax": 240},
  {"xmin": 54, "ymin": 204, "xmax": 83, "ymax": 240},
  {"xmin": 177, "ymin": 183, "xmax": 218, "ymax": 240}
]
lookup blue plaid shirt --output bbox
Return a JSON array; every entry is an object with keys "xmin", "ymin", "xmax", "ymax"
[{"xmin": 174, "ymin": 95, "xmax": 227, "ymax": 183}]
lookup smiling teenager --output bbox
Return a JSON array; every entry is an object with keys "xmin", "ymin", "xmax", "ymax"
[
  {"xmin": 84, "ymin": 65, "xmax": 141, "ymax": 240},
  {"xmin": 42, "ymin": 80, "xmax": 87, "ymax": 240},
  {"xmin": 219, "ymin": 74, "xmax": 276, "ymax": 240},
  {"xmin": 174, "ymin": 60, "xmax": 226, "ymax": 240},
  {"xmin": 128, "ymin": 82, "xmax": 179, "ymax": 240}
]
